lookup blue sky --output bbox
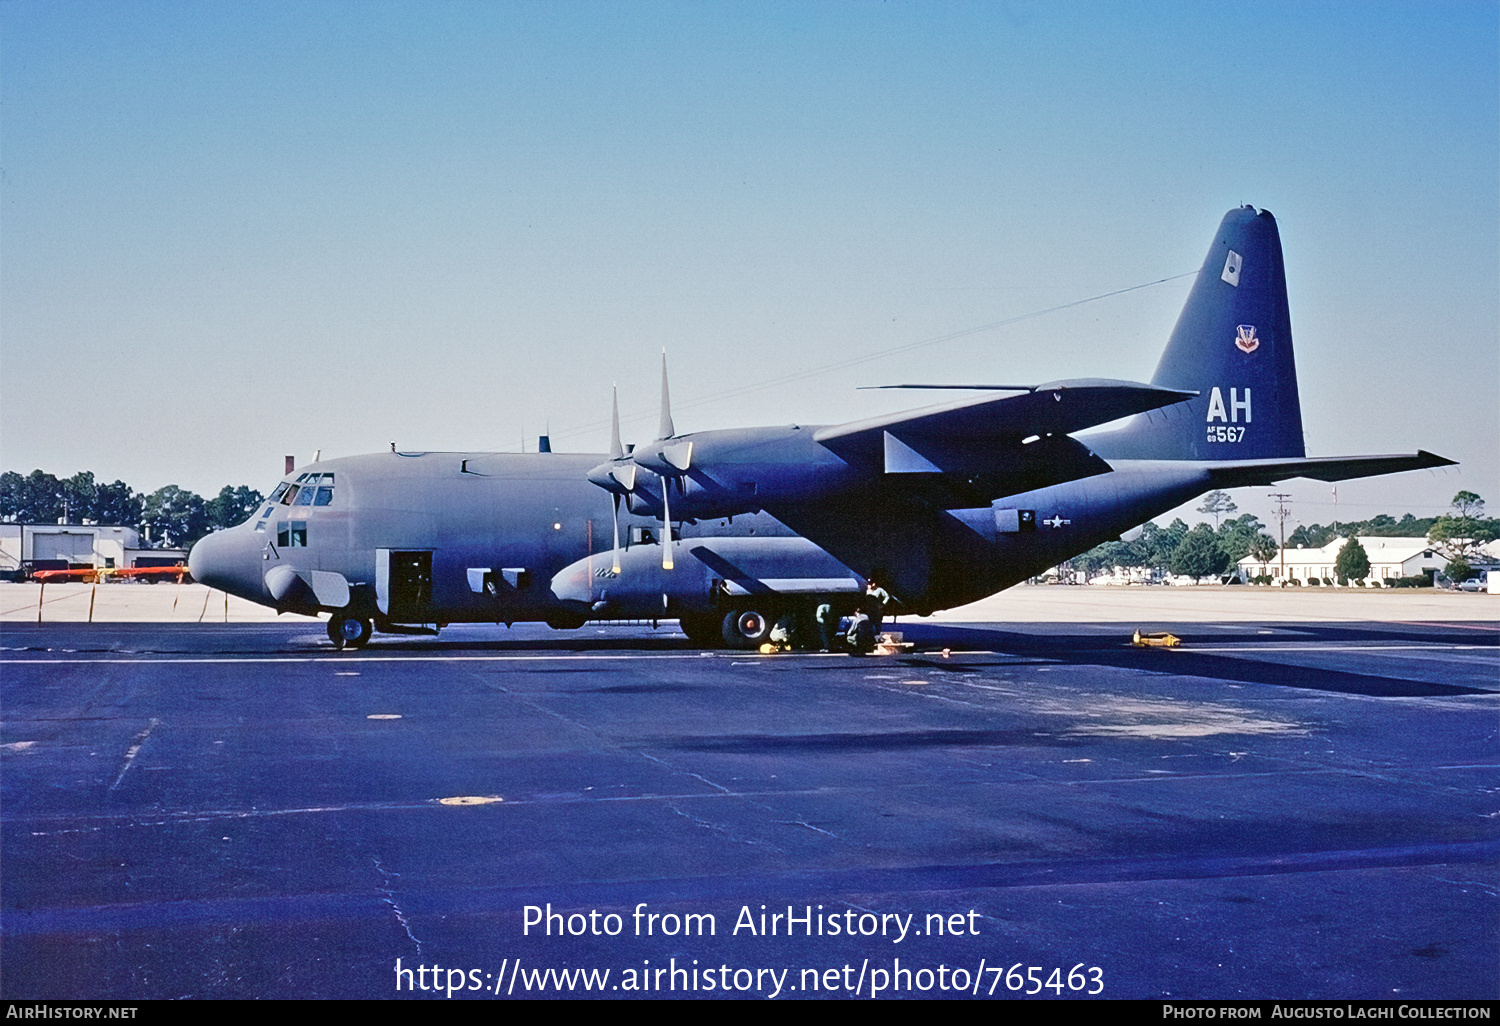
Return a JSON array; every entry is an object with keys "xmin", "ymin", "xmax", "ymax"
[{"xmin": 3, "ymin": 1, "xmax": 1495, "ymax": 531}]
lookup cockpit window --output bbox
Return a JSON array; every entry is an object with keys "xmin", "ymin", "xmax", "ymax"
[
  {"xmin": 276, "ymin": 521, "xmax": 308, "ymax": 547},
  {"xmin": 271, "ymin": 472, "xmax": 337, "ymax": 508}
]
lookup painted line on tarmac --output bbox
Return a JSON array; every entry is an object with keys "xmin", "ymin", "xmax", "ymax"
[
  {"xmin": 1181, "ymin": 643, "xmax": 1496, "ymax": 653},
  {"xmin": 1384, "ymin": 619, "xmax": 1500, "ymax": 632},
  {"xmin": 0, "ymin": 653, "xmax": 728, "ymax": 664}
]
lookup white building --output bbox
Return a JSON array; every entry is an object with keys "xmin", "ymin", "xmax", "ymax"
[
  {"xmin": 1238, "ymin": 536, "xmax": 1451, "ymax": 585},
  {"xmin": 0, "ymin": 523, "xmax": 183, "ymax": 573}
]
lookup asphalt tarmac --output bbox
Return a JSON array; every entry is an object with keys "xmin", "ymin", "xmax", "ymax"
[{"xmin": 2, "ymin": 618, "xmax": 1496, "ymax": 1000}]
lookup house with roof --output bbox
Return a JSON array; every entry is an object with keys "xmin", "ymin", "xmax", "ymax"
[{"xmin": 1237, "ymin": 536, "xmax": 1448, "ymax": 585}]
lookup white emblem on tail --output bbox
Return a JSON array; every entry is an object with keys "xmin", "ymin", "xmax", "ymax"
[{"xmin": 1234, "ymin": 324, "xmax": 1259, "ymax": 353}]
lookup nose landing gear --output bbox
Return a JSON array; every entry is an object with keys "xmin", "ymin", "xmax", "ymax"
[{"xmin": 327, "ymin": 614, "xmax": 373, "ymax": 650}]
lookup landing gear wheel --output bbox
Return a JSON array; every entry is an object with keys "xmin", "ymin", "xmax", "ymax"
[
  {"xmin": 721, "ymin": 608, "xmax": 773, "ymax": 650},
  {"xmin": 328, "ymin": 614, "xmax": 372, "ymax": 650}
]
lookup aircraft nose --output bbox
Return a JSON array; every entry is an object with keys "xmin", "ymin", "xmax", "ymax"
[{"xmin": 188, "ymin": 527, "xmax": 265, "ymax": 601}]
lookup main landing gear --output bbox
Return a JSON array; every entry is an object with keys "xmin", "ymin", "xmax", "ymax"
[
  {"xmin": 720, "ymin": 608, "xmax": 774, "ymax": 649},
  {"xmin": 327, "ymin": 613, "xmax": 372, "ymax": 650}
]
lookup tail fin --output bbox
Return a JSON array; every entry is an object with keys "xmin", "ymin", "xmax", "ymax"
[{"xmin": 1093, "ymin": 206, "xmax": 1305, "ymax": 461}]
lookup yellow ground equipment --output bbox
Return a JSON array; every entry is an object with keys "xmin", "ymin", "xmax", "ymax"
[{"xmin": 1132, "ymin": 629, "xmax": 1181, "ymax": 648}]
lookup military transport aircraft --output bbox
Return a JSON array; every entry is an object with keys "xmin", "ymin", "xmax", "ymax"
[{"xmin": 188, "ymin": 207, "xmax": 1452, "ymax": 649}]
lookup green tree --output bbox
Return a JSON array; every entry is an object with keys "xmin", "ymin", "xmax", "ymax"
[
  {"xmin": 1170, "ymin": 523, "xmax": 1231, "ymax": 582},
  {"xmin": 1216, "ymin": 513, "xmax": 1267, "ymax": 562},
  {"xmin": 1287, "ymin": 522, "xmax": 1335, "ymax": 549},
  {"xmin": 92, "ymin": 480, "xmax": 142, "ymax": 527},
  {"xmin": 1249, "ymin": 533, "xmax": 1278, "ymax": 567},
  {"xmin": 206, "ymin": 485, "xmax": 264, "ymax": 530},
  {"xmin": 1444, "ymin": 555, "xmax": 1473, "ymax": 585},
  {"xmin": 141, "ymin": 486, "xmax": 211, "ymax": 549},
  {"xmin": 1142, "ymin": 519, "xmax": 1189, "ymax": 575},
  {"xmin": 1429, "ymin": 492, "xmax": 1488, "ymax": 580},
  {"xmin": 1334, "ymin": 537, "xmax": 1370, "ymax": 585},
  {"xmin": 0, "ymin": 470, "xmax": 63, "ymax": 523},
  {"xmin": 1, "ymin": 469, "xmax": 140, "ymax": 526},
  {"xmin": 1196, "ymin": 489, "xmax": 1238, "ymax": 530}
]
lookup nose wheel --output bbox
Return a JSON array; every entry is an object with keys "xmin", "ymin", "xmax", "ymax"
[{"xmin": 328, "ymin": 614, "xmax": 372, "ymax": 650}]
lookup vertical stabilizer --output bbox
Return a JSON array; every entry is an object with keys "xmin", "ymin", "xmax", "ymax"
[{"xmin": 1093, "ymin": 206, "xmax": 1305, "ymax": 461}]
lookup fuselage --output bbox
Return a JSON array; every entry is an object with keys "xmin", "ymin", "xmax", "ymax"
[{"xmin": 188, "ymin": 442, "xmax": 1214, "ymax": 630}]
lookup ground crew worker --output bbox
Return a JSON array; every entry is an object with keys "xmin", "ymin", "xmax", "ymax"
[
  {"xmin": 815, "ymin": 603, "xmax": 838, "ymax": 651},
  {"xmin": 863, "ymin": 579, "xmax": 891, "ymax": 631}
]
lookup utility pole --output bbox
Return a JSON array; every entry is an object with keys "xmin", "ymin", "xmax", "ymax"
[{"xmin": 1269, "ymin": 493, "xmax": 1292, "ymax": 583}]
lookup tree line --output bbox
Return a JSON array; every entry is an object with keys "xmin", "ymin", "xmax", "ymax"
[
  {"xmin": 1068, "ymin": 490, "xmax": 1498, "ymax": 584},
  {"xmin": 0, "ymin": 470, "xmax": 263, "ymax": 550}
]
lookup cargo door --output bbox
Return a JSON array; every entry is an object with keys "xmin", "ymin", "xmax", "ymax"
[{"xmin": 376, "ymin": 549, "xmax": 432, "ymax": 620}]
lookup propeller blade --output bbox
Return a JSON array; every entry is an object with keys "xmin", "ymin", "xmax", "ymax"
[
  {"xmin": 657, "ymin": 349, "xmax": 674, "ymax": 440},
  {"xmin": 660, "ymin": 473, "xmax": 673, "ymax": 570},
  {"xmin": 609, "ymin": 385, "xmax": 624, "ymax": 460},
  {"xmin": 611, "ymin": 493, "xmax": 622, "ymax": 574}
]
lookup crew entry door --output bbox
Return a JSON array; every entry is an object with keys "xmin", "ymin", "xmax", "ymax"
[{"xmin": 376, "ymin": 549, "xmax": 433, "ymax": 620}]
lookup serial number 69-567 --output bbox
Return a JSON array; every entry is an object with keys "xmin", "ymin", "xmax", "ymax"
[{"xmin": 1207, "ymin": 426, "xmax": 1245, "ymax": 443}]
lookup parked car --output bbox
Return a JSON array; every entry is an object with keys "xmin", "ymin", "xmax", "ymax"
[{"xmin": 1459, "ymin": 577, "xmax": 1485, "ymax": 592}]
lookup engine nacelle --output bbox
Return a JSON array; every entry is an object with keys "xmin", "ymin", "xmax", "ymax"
[{"xmin": 549, "ymin": 534, "xmax": 863, "ymax": 620}]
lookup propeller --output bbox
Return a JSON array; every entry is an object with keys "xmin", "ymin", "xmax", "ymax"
[{"xmin": 584, "ymin": 353, "xmax": 683, "ymax": 572}]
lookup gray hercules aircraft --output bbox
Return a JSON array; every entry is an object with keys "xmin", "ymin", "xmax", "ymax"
[{"xmin": 189, "ymin": 207, "xmax": 1452, "ymax": 648}]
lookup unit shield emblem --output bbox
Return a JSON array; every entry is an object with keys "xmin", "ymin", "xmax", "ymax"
[{"xmin": 1234, "ymin": 324, "xmax": 1260, "ymax": 354}]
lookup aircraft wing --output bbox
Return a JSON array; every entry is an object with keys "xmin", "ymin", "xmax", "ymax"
[
  {"xmin": 806, "ymin": 379, "xmax": 1194, "ymax": 506},
  {"xmin": 814, "ymin": 379, "xmax": 1195, "ymax": 451},
  {"xmin": 764, "ymin": 489, "xmax": 995, "ymax": 612},
  {"xmin": 1203, "ymin": 451, "xmax": 1456, "ymax": 488}
]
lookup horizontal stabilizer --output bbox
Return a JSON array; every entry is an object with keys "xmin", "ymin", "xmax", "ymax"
[
  {"xmin": 816, "ymin": 379, "xmax": 1195, "ymax": 449},
  {"xmin": 861, "ymin": 383, "xmax": 1034, "ymax": 391},
  {"xmin": 1205, "ymin": 451, "xmax": 1456, "ymax": 488}
]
